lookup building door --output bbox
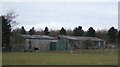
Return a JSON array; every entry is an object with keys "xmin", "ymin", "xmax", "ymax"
[{"xmin": 50, "ymin": 42, "xmax": 56, "ymax": 51}]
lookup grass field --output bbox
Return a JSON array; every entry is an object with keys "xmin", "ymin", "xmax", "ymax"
[{"xmin": 2, "ymin": 49, "xmax": 118, "ymax": 65}]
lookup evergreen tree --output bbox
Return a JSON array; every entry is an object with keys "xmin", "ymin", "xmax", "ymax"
[
  {"xmin": 60, "ymin": 27, "xmax": 66, "ymax": 35},
  {"xmin": 118, "ymin": 30, "xmax": 120, "ymax": 48},
  {"xmin": 118, "ymin": 30, "xmax": 120, "ymax": 41},
  {"xmin": 44, "ymin": 27, "xmax": 49, "ymax": 35},
  {"xmin": 77, "ymin": 26, "xmax": 84, "ymax": 36},
  {"xmin": 86, "ymin": 27, "xmax": 96, "ymax": 37},
  {"xmin": 29, "ymin": 27, "xmax": 35, "ymax": 35},
  {"xmin": 1, "ymin": 11, "xmax": 18, "ymax": 51},
  {"xmin": 73, "ymin": 27, "xmax": 78, "ymax": 36},
  {"xmin": 1, "ymin": 16, "xmax": 11, "ymax": 50},
  {"xmin": 21, "ymin": 26, "xmax": 26, "ymax": 34},
  {"xmin": 73, "ymin": 26, "xmax": 84, "ymax": 36},
  {"xmin": 107, "ymin": 27, "xmax": 118, "ymax": 43}
]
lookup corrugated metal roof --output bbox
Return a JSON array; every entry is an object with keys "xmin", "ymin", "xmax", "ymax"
[
  {"xmin": 59, "ymin": 35, "xmax": 104, "ymax": 41},
  {"xmin": 20, "ymin": 35, "xmax": 57, "ymax": 40},
  {"xmin": 20, "ymin": 35, "xmax": 104, "ymax": 41},
  {"xmin": 77, "ymin": 37, "xmax": 103, "ymax": 41},
  {"xmin": 58, "ymin": 35, "xmax": 78, "ymax": 40}
]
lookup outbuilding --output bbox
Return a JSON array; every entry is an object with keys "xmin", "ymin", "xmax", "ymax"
[
  {"xmin": 11, "ymin": 35, "xmax": 105, "ymax": 51},
  {"xmin": 21, "ymin": 35, "xmax": 58, "ymax": 51},
  {"xmin": 58, "ymin": 35, "xmax": 105, "ymax": 49}
]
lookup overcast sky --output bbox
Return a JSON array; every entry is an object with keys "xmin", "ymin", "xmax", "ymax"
[{"xmin": 2, "ymin": 1, "xmax": 118, "ymax": 31}]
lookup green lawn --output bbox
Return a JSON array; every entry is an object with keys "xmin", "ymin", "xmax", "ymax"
[{"xmin": 2, "ymin": 49, "xmax": 118, "ymax": 65}]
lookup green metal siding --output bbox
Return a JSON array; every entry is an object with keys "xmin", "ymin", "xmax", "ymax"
[
  {"xmin": 50, "ymin": 42, "xmax": 56, "ymax": 50},
  {"xmin": 50, "ymin": 42, "xmax": 70, "ymax": 51},
  {"xmin": 56, "ymin": 42, "xmax": 67, "ymax": 51}
]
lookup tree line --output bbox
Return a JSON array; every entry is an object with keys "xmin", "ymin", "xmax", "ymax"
[{"xmin": 13, "ymin": 26, "xmax": 119, "ymax": 43}]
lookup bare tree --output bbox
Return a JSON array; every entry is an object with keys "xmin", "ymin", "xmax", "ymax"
[{"xmin": 4, "ymin": 10, "xmax": 19, "ymax": 28}]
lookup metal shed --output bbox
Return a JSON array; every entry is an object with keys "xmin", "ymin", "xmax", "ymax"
[
  {"xmin": 58, "ymin": 35, "xmax": 105, "ymax": 49},
  {"xmin": 11, "ymin": 35, "xmax": 105, "ymax": 51},
  {"xmin": 21, "ymin": 35, "xmax": 58, "ymax": 51}
]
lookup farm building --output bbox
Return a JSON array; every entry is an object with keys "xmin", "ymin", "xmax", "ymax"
[
  {"xmin": 21, "ymin": 35, "xmax": 71, "ymax": 51},
  {"xmin": 10, "ymin": 35, "xmax": 105, "ymax": 51},
  {"xmin": 58, "ymin": 35, "xmax": 105, "ymax": 49},
  {"xmin": 21, "ymin": 35, "xmax": 58, "ymax": 51}
]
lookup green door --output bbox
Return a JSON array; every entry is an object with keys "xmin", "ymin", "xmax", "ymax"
[
  {"xmin": 56, "ymin": 42, "xmax": 67, "ymax": 51},
  {"xmin": 50, "ymin": 42, "xmax": 56, "ymax": 51}
]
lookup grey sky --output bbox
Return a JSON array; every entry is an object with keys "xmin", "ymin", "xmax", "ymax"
[
  {"xmin": 1, "ymin": 0, "xmax": 119, "ymax": 2},
  {"xmin": 2, "ymin": 2, "xmax": 118, "ymax": 31}
]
